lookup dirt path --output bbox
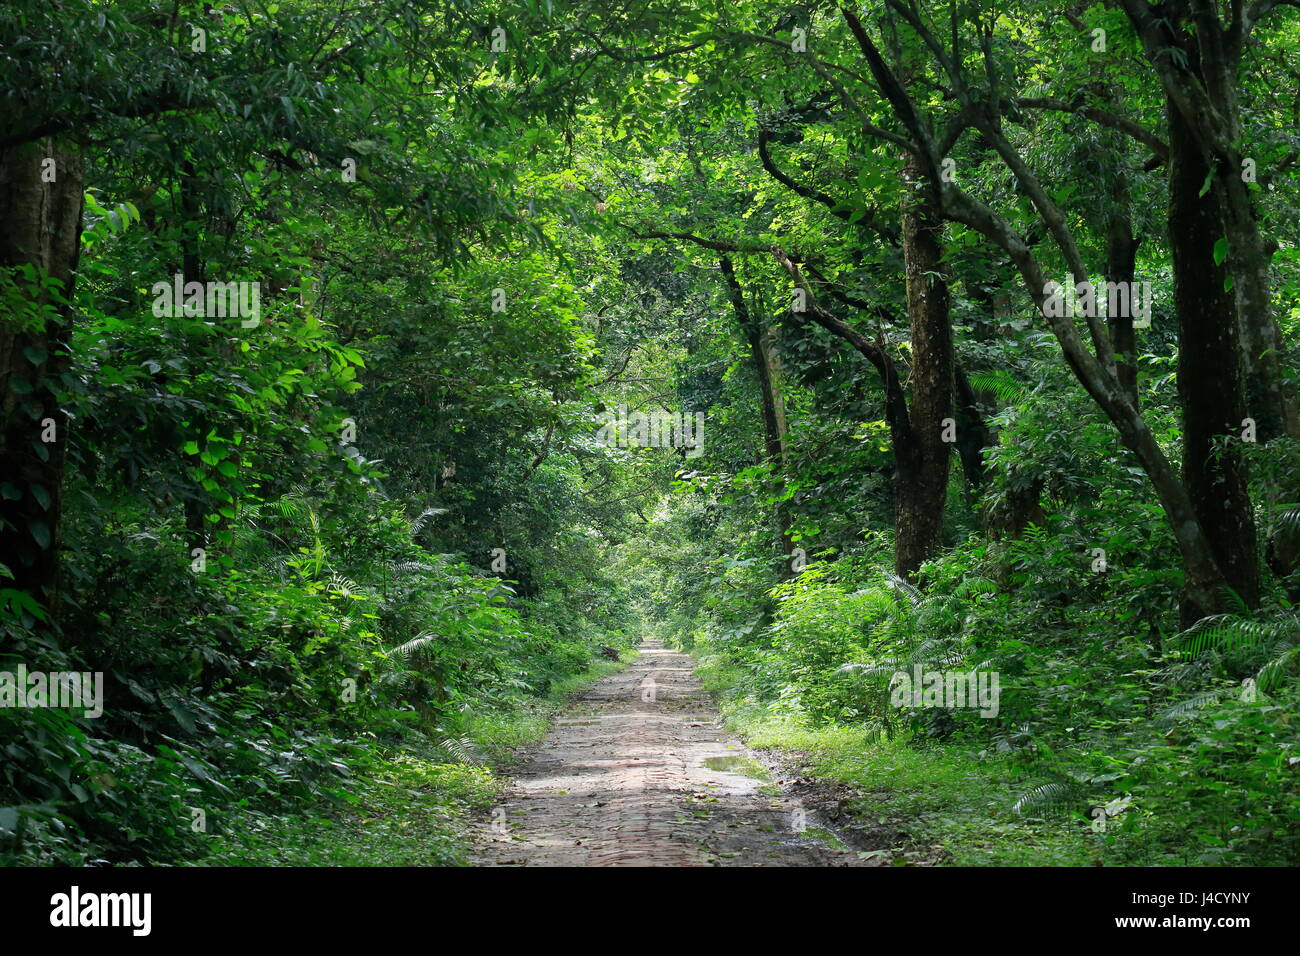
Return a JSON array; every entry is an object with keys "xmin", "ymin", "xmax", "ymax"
[{"xmin": 472, "ymin": 639, "xmax": 866, "ymax": 866}]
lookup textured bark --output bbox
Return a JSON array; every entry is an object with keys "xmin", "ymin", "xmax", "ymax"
[
  {"xmin": 1167, "ymin": 102, "xmax": 1260, "ymax": 620},
  {"xmin": 894, "ymin": 151, "xmax": 953, "ymax": 581},
  {"xmin": 1220, "ymin": 166, "xmax": 1297, "ymax": 442},
  {"xmin": 773, "ymin": 155, "xmax": 955, "ymax": 584},
  {"xmin": 0, "ymin": 142, "xmax": 84, "ymax": 613}
]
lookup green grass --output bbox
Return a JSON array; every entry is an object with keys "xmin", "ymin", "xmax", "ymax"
[
  {"xmin": 467, "ymin": 655, "xmax": 633, "ymax": 762},
  {"xmin": 696, "ymin": 658, "xmax": 1116, "ymax": 866},
  {"xmin": 200, "ymin": 752, "xmax": 501, "ymax": 866},
  {"xmin": 200, "ymin": 649, "xmax": 635, "ymax": 866}
]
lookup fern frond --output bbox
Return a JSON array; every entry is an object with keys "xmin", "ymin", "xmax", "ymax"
[
  {"xmin": 329, "ymin": 572, "xmax": 361, "ymax": 598},
  {"xmin": 432, "ymin": 736, "xmax": 481, "ymax": 766},
  {"xmin": 1272, "ymin": 506, "xmax": 1300, "ymax": 533},
  {"xmin": 885, "ymin": 573, "xmax": 923, "ymax": 608},
  {"xmin": 835, "ymin": 661, "xmax": 905, "ymax": 680},
  {"xmin": 1171, "ymin": 615, "xmax": 1279, "ymax": 657},
  {"xmin": 953, "ymin": 576, "xmax": 999, "ymax": 599},
  {"xmin": 1156, "ymin": 690, "xmax": 1225, "ymax": 723},
  {"xmin": 1257, "ymin": 645, "xmax": 1300, "ymax": 694},
  {"xmin": 967, "ymin": 369, "xmax": 1025, "ymax": 403},
  {"xmin": 388, "ymin": 632, "xmax": 439, "ymax": 662},
  {"xmin": 1013, "ymin": 782, "xmax": 1077, "ymax": 817},
  {"xmin": 409, "ymin": 507, "xmax": 448, "ymax": 537}
]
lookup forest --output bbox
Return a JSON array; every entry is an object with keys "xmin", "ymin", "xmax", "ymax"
[{"xmin": 1, "ymin": 0, "xmax": 1298, "ymax": 876}]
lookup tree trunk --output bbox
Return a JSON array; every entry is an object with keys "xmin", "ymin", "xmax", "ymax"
[
  {"xmin": 1219, "ymin": 169, "xmax": 1297, "ymax": 441},
  {"xmin": 720, "ymin": 256, "xmax": 795, "ymax": 572},
  {"xmin": 894, "ymin": 152, "xmax": 953, "ymax": 580},
  {"xmin": 1103, "ymin": 155, "xmax": 1139, "ymax": 406},
  {"xmin": 0, "ymin": 141, "xmax": 84, "ymax": 615},
  {"xmin": 1120, "ymin": 0, "xmax": 1296, "ymax": 441},
  {"xmin": 840, "ymin": 0, "xmax": 1232, "ymax": 618},
  {"xmin": 954, "ymin": 363, "xmax": 992, "ymax": 492},
  {"xmin": 1167, "ymin": 102, "xmax": 1260, "ymax": 621}
]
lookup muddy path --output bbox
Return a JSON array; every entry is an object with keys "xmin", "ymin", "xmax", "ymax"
[{"xmin": 472, "ymin": 639, "xmax": 868, "ymax": 866}]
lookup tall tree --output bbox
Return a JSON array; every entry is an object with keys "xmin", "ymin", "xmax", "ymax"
[{"xmin": 0, "ymin": 143, "xmax": 84, "ymax": 609}]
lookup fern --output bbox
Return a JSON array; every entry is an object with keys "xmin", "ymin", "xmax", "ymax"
[
  {"xmin": 1271, "ymin": 505, "xmax": 1300, "ymax": 533},
  {"xmin": 409, "ymin": 507, "xmax": 448, "ymax": 537},
  {"xmin": 328, "ymin": 572, "xmax": 361, "ymax": 598},
  {"xmin": 1155, "ymin": 689, "xmax": 1226, "ymax": 724},
  {"xmin": 388, "ymin": 631, "xmax": 439, "ymax": 662},
  {"xmin": 1257, "ymin": 645, "xmax": 1300, "ymax": 694},
  {"xmin": 967, "ymin": 369, "xmax": 1025, "ymax": 403},
  {"xmin": 884, "ymin": 573, "xmax": 923, "ymax": 608},
  {"xmin": 432, "ymin": 735, "xmax": 482, "ymax": 767},
  {"xmin": 953, "ymin": 576, "xmax": 998, "ymax": 600},
  {"xmin": 1170, "ymin": 614, "xmax": 1278, "ymax": 657},
  {"xmin": 1013, "ymin": 781, "xmax": 1078, "ymax": 817}
]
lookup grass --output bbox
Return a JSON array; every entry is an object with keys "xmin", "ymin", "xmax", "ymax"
[
  {"xmin": 200, "ymin": 649, "xmax": 636, "ymax": 866},
  {"xmin": 468, "ymin": 656, "xmax": 632, "ymax": 763},
  {"xmin": 695, "ymin": 657, "xmax": 1118, "ymax": 866},
  {"xmin": 200, "ymin": 753, "xmax": 500, "ymax": 866}
]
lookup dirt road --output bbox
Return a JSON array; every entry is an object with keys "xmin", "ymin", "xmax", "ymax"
[{"xmin": 472, "ymin": 639, "xmax": 865, "ymax": 866}]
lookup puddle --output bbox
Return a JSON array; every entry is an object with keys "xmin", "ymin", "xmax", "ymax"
[{"xmin": 703, "ymin": 755, "xmax": 772, "ymax": 780}]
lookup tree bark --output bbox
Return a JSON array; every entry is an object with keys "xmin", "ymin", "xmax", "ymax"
[
  {"xmin": 895, "ymin": 151, "xmax": 954, "ymax": 580},
  {"xmin": 1167, "ymin": 101, "xmax": 1260, "ymax": 619},
  {"xmin": 1119, "ymin": 0, "xmax": 1297, "ymax": 441},
  {"xmin": 0, "ymin": 141, "xmax": 84, "ymax": 615}
]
